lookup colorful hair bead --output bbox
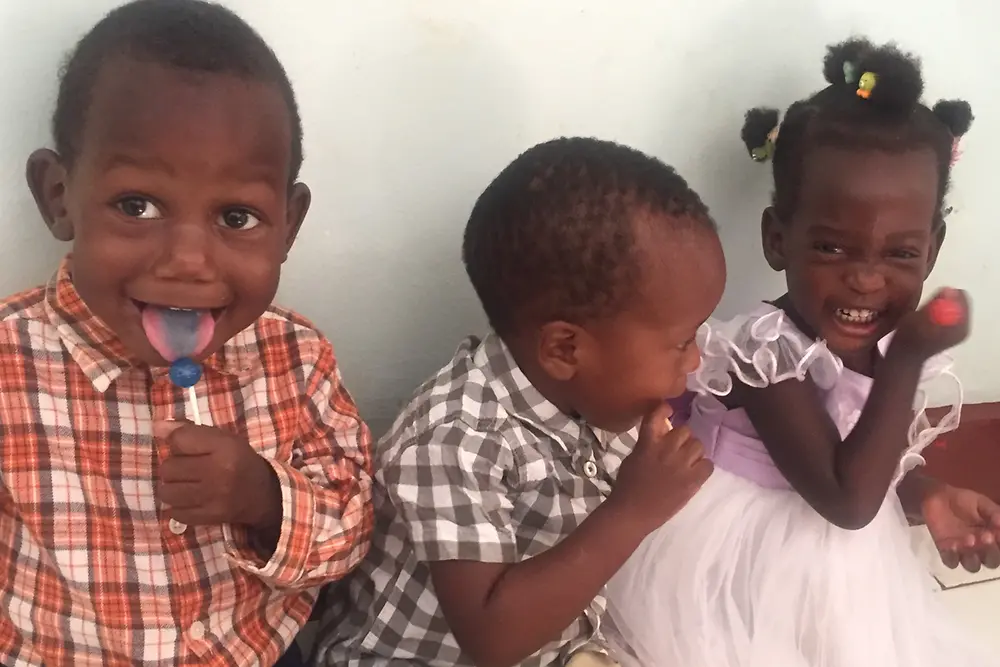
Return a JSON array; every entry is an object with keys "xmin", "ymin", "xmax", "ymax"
[{"xmin": 856, "ymin": 71, "xmax": 878, "ymax": 99}]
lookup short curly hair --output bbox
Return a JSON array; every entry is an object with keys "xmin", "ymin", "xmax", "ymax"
[
  {"xmin": 463, "ymin": 137, "xmax": 716, "ymax": 335},
  {"xmin": 54, "ymin": 0, "xmax": 302, "ymax": 184},
  {"xmin": 742, "ymin": 37, "xmax": 973, "ymax": 225}
]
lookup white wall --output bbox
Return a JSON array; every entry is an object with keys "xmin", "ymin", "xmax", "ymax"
[{"xmin": 1, "ymin": 0, "xmax": 997, "ymax": 434}]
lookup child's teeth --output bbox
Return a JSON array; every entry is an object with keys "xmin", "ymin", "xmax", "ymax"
[{"xmin": 837, "ymin": 308, "xmax": 878, "ymax": 323}]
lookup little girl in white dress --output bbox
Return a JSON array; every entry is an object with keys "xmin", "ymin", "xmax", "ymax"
[{"xmin": 607, "ymin": 37, "xmax": 998, "ymax": 667}]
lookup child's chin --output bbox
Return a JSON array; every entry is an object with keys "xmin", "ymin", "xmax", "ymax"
[
  {"xmin": 664, "ymin": 380, "xmax": 689, "ymax": 400},
  {"xmin": 591, "ymin": 413, "xmax": 642, "ymax": 435}
]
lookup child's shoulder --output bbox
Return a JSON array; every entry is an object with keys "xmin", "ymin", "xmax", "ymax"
[
  {"xmin": 400, "ymin": 335, "xmax": 503, "ymax": 425},
  {"xmin": 0, "ymin": 284, "xmax": 48, "ymax": 324},
  {"xmin": 0, "ymin": 286, "xmax": 64, "ymax": 375},
  {"xmin": 382, "ymin": 336, "xmax": 515, "ymax": 452},
  {"xmin": 0, "ymin": 285, "xmax": 52, "ymax": 346},
  {"xmin": 693, "ymin": 303, "xmax": 843, "ymax": 397},
  {"xmin": 257, "ymin": 302, "xmax": 325, "ymax": 337},
  {"xmin": 239, "ymin": 302, "xmax": 338, "ymax": 372}
]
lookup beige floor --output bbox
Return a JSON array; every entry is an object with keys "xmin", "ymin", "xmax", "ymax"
[
  {"xmin": 941, "ymin": 580, "xmax": 1000, "ymax": 650},
  {"xmin": 910, "ymin": 524, "xmax": 1000, "ymax": 651}
]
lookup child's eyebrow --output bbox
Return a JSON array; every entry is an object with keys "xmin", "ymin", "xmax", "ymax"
[
  {"xmin": 100, "ymin": 152, "xmax": 285, "ymax": 187},
  {"xmin": 883, "ymin": 230, "xmax": 930, "ymax": 243},
  {"xmin": 808, "ymin": 224, "xmax": 929, "ymax": 243},
  {"xmin": 102, "ymin": 152, "xmax": 176, "ymax": 175},
  {"xmin": 806, "ymin": 224, "xmax": 853, "ymax": 237},
  {"xmin": 217, "ymin": 161, "xmax": 286, "ymax": 186}
]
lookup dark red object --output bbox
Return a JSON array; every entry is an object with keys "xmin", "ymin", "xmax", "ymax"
[{"xmin": 929, "ymin": 296, "xmax": 963, "ymax": 327}]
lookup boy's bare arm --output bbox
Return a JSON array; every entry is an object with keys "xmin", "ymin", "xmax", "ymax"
[{"xmin": 429, "ymin": 499, "xmax": 645, "ymax": 667}]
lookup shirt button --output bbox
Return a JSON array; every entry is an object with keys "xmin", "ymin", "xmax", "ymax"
[
  {"xmin": 582, "ymin": 460, "xmax": 598, "ymax": 478},
  {"xmin": 188, "ymin": 621, "xmax": 206, "ymax": 641},
  {"xmin": 168, "ymin": 519, "xmax": 188, "ymax": 535}
]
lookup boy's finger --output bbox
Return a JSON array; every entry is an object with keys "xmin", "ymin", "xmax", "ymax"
[
  {"xmin": 158, "ymin": 481, "xmax": 207, "ymax": 509},
  {"xmin": 152, "ymin": 420, "xmax": 186, "ymax": 440},
  {"xmin": 636, "ymin": 402, "xmax": 674, "ymax": 449},
  {"xmin": 691, "ymin": 458, "xmax": 714, "ymax": 485},
  {"xmin": 160, "ymin": 456, "xmax": 208, "ymax": 483},
  {"xmin": 679, "ymin": 438, "xmax": 705, "ymax": 467},
  {"xmin": 155, "ymin": 422, "xmax": 219, "ymax": 456}
]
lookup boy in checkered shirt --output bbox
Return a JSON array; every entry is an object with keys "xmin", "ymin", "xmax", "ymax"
[
  {"xmin": 316, "ymin": 137, "xmax": 726, "ymax": 666},
  {"xmin": 0, "ymin": 2, "xmax": 372, "ymax": 665}
]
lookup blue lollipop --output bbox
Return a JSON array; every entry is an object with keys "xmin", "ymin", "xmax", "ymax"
[
  {"xmin": 169, "ymin": 357, "xmax": 204, "ymax": 425},
  {"xmin": 169, "ymin": 357, "xmax": 202, "ymax": 388}
]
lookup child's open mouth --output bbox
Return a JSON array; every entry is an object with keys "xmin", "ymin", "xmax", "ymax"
[
  {"xmin": 134, "ymin": 301, "xmax": 223, "ymax": 361},
  {"xmin": 834, "ymin": 307, "xmax": 881, "ymax": 325},
  {"xmin": 830, "ymin": 306, "xmax": 885, "ymax": 339}
]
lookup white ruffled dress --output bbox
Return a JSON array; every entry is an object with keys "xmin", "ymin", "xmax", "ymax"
[{"xmin": 607, "ymin": 304, "xmax": 995, "ymax": 667}]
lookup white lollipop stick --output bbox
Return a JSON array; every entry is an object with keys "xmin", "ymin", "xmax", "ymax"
[
  {"xmin": 187, "ymin": 386, "xmax": 202, "ymax": 426},
  {"xmin": 165, "ymin": 358, "xmax": 204, "ymax": 535}
]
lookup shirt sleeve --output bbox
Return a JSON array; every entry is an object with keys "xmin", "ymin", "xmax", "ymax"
[
  {"xmin": 381, "ymin": 422, "xmax": 518, "ymax": 563},
  {"xmin": 224, "ymin": 339, "xmax": 374, "ymax": 589}
]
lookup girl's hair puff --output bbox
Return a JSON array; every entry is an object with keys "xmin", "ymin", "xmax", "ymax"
[{"xmin": 742, "ymin": 37, "xmax": 973, "ymax": 225}]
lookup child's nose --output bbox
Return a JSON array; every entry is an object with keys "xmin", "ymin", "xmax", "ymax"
[
  {"xmin": 154, "ymin": 222, "xmax": 218, "ymax": 282},
  {"xmin": 844, "ymin": 263, "xmax": 886, "ymax": 294},
  {"xmin": 682, "ymin": 343, "xmax": 701, "ymax": 374}
]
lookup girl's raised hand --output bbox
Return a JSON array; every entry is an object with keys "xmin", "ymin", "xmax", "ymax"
[{"xmin": 891, "ymin": 288, "xmax": 970, "ymax": 362}]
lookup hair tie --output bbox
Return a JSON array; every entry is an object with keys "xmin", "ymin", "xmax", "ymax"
[
  {"xmin": 843, "ymin": 61, "xmax": 857, "ymax": 84},
  {"xmin": 856, "ymin": 71, "xmax": 878, "ymax": 99},
  {"xmin": 951, "ymin": 138, "xmax": 963, "ymax": 166},
  {"xmin": 751, "ymin": 126, "xmax": 780, "ymax": 162}
]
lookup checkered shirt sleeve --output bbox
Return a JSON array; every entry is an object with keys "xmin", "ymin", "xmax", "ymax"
[
  {"xmin": 382, "ymin": 422, "xmax": 519, "ymax": 563},
  {"xmin": 224, "ymin": 337, "xmax": 375, "ymax": 587}
]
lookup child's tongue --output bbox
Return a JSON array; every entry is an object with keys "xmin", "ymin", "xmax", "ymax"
[{"xmin": 140, "ymin": 306, "xmax": 215, "ymax": 362}]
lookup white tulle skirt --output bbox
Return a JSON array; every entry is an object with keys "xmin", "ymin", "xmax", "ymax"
[{"xmin": 607, "ymin": 469, "xmax": 996, "ymax": 667}]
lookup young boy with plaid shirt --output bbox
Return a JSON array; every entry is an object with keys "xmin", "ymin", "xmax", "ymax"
[
  {"xmin": 316, "ymin": 137, "xmax": 726, "ymax": 666},
  {"xmin": 0, "ymin": 2, "xmax": 372, "ymax": 665}
]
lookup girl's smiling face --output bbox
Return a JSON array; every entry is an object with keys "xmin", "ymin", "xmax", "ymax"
[{"xmin": 763, "ymin": 145, "xmax": 943, "ymax": 371}]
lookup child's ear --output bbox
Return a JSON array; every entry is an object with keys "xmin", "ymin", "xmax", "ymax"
[
  {"xmin": 536, "ymin": 321, "xmax": 584, "ymax": 382},
  {"xmin": 282, "ymin": 182, "xmax": 311, "ymax": 262},
  {"xmin": 761, "ymin": 206, "xmax": 788, "ymax": 272},
  {"xmin": 26, "ymin": 149, "xmax": 74, "ymax": 242},
  {"xmin": 926, "ymin": 221, "xmax": 947, "ymax": 276}
]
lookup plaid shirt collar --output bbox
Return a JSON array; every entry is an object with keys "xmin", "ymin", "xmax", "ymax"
[
  {"xmin": 44, "ymin": 256, "xmax": 260, "ymax": 394},
  {"xmin": 474, "ymin": 334, "xmax": 617, "ymax": 453}
]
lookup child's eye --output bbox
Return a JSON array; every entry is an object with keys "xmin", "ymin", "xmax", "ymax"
[
  {"xmin": 813, "ymin": 242, "xmax": 845, "ymax": 255},
  {"xmin": 219, "ymin": 208, "xmax": 261, "ymax": 231},
  {"xmin": 887, "ymin": 248, "xmax": 921, "ymax": 260},
  {"xmin": 117, "ymin": 197, "xmax": 163, "ymax": 220}
]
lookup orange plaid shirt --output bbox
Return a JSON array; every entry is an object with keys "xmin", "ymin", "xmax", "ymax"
[{"xmin": 0, "ymin": 260, "xmax": 374, "ymax": 666}]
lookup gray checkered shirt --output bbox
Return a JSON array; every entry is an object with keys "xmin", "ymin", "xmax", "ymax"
[{"xmin": 314, "ymin": 334, "xmax": 639, "ymax": 666}]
